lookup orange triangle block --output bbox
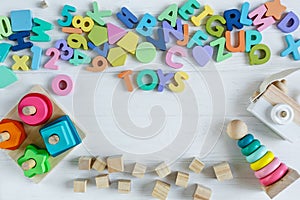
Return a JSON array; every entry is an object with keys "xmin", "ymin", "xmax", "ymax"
[
  {"xmin": 107, "ymin": 23, "xmax": 127, "ymax": 45},
  {"xmin": 117, "ymin": 32, "xmax": 139, "ymax": 54}
]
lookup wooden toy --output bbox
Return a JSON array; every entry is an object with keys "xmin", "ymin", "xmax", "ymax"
[
  {"xmin": 223, "ymin": 9, "xmax": 243, "ymax": 31},
  {"xmin": 8, "ymin": 31, "xmax": 33, "ymax": 51},
  {"xmin": 17, "ymin": 144, "xmax": 51, "ymax": 178},
  {"xmin": 210, "ymin": 37, "xmax": 232, "ymax": 62},
  {"xmin": 157, "ymin": 69, "xmax": 174, "ymax": 92},
  {"xmin": 281, "ymin": 35, "xmax": 300, "ymax": 60},
  {"xmin": 0, "ymin": 119, "xmax": 26, "ymax": 150},
  {"xmin": 249, "ymin": 44, "xmax": 271, "ymax": 65},
  {"xmin": 88, "ymin": 42, "xmax": 109, "ymax": 58},
  {"xmin": 40, "ymin": 0, "xmax": 48, "ymax": 9},
  {"xmin": 0, "ymin": 66, "xmax": 18, "ymax": 89},
  {"xmin": 92, "ymin": 156, "xmax": 107, "ymax": 172},
  {"xmin": 116, "ymin": 7, "xmax": 138, "ymax": 29},
  {"xmin": 192, "ymin": 45, "xmax": 213, "ymax": 67},
  {"xmin": 10, "ymin": 10, "xmax": 33, "ymax": 31},
  {"xmin": 191, "ymin": 5, "xmax": 214, "ymax": 27},
  {"xmin": 88, "ymin": 26, "xmax": 108, "ymax": 46},
  {"xmin": 213, "ymin": 161, "xmax": 233, "ymax": 181},
  {"xmin": 107, "ymin": 47, "xmax": 127, "ymax": 67},
  {"xmin": 0, "ymin": 43, "xmax": 11, "ymax": 62},
  {"xmin": 189, "ymin": 157, "xmax": 205, "ymax": 173},
  {"xmin": 30, "ymin": 18, "xmax": 53, "ymax": 42},
  {"xmin": 240, "ymin": 2, "xmax": 253, "ymax": 26},
  {"xmin": 146, "ymin": 28, "xmax": 167, "ymax": 51},
  {"xmin": 86, "ymin": 55, "xmax": 108, "ymax": 72},
  {"xmin": 118, "ymin": 179, "xmax": 131, "ymax": 193},
  {"xmin": 225, "ymin": 30, "xmax": 245, "ymax": 52},
  {"xmin": 187, "ymin": 30, "xmax": 208, "ymax": 48},
  {"xmin": 118, "ymin": 70, "xmax": 134, "ymax": 92},
  {"xmin": 178, "ymin": 0, "xmax": 200, "ymax": 21},
  {"xmin": 55, "ymin": 39, "xmax": 74, "ymax": 61},
  {"xmin": 155, "ymin": 162, "xmax": 171, "ymax": 178},
  {"xmin": 86, "ymin": 1, "xmax": 112, "ymax": 26},
  {"xmin": 158, "ymin": 4, "xmax": 178, "ymax": 27},
  {"xmin": 67, "ymin": 33, "xmax": 88, "ymax": 50},
  {"xmin": 227, "ymin": 120, "xmax": 300, "ymax": 198},
  {"xmin": 57, "ymin": 5, "xmax": 76, "ymax": 27},
  {"xmin": 117, "ymin": 32, "xmax": 139, "ymax": 54},
  {"xmin": 169, "ymin": 71, "xmax": 189, "ymax": 92},
  {"xmin": 30, "ymin": 46, "xmax": 43, "ymax": 70},
  {"xmin": 193, "ymin": 184, "xmax": 212, "ymax": 200},
  {"xmin": 107, "ymin": 23, "xmax": 127, "ymax": 45},
  {"xmin": 62, "ymin": 27, "xmax": 83, "ymax": 34},
  {"xmin": 39, "ymin": 115, "xmax": 82, "ymax": 157},
  {"xmin": 74, "ymin": 179, "xmax": 88, "ymax": 193},
  {"xmin": 78, "ymin": 156, "xmax": 93, "ymax": 170},
  {"xmin": 95, "ymin": 174, "xmax": 110, "ymax": 188},
  {"xmin": 69, "ymin": 49, "xmax": 91, "ymax": 66},
  {"xmin": 265, "ymin": 0, "xmax": 286, "ymax": 20},
  {"xmin": 245, "ymin": 30, "xmax": 262, "ymax": 53},
  {"xmin": 107, "ymin": 155, "xmax": 124, "ymax": 173},
  {"xmin": 175, "ymin": 171, "xmax": 189, "ymax": 188},
  {"xmin": 277, "ymin": 12, "xmax": 300, "ymax": 33},
  {"xmin": 136, "ymin": 69, "xmax": 158, "ymax": 91},
  {"xmin": 205, "ymin": 15, "xmax": 226, "ymax": 38},
  {"xmin": 166, "ymin": 46, "xmax": 187, "ymax": 69},
  {"xmin": 162, "ymin": 19, "xmax": 183, "ymax": 43},
  {"xmin": 136, "ymin": 13, "xmax": 157, "ymax": 37},
  {"xmin": 132, "ymin": 162, "xmax": 147, "ymax": 178},
  {"xmin": 51, "ymin": 74, "xmax": 73, "ymax": 96},
  {"xmin": 0, "ymin": 16, "xmax": 12, "ymax": 39},
  {"xmin": 177, "ymin": 24, "xmax": 189, "ymax": 46},
  {"xmin": 135, "ymin": 42, "xmax": 157, "ymax": 63},
  {"xmin": 72, "ymin": 16, "xmax": 94, "ymax": 32},
  {"xmin": 44, "ymin": 47, "xmax": 60, "ymax": 70},
  {"xmin": 12, "ymin": 55, "xmax": 30, "ymax": 71},
  {"xmin": 248, "ymin": 5, "xmax": 276, "ymax": 32},
  {"xmin": 152, "ymin": 180, "xmax": 171, "ymax": 200},
  {"xmin": 18, "ymin": 93, "xmax": 53, "ymax": 126}
]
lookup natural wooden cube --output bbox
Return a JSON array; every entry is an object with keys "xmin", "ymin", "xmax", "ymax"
[
  {"xmin": 189, "ymin": 157, "xmax": 205, "ymax": 173},
  {"xmin": 132, "ymin": 162, "xmax": 147, "ymax": 178},
  {"xmin": 118, "ymin": 179, "xmax": 131, "ymax": 194},
  {"xmin": 95, "ymin": 174, "xmax": 110, "ymax": 188},
  {"xmin": 107, "ymin": 155, "xmax": 124, "ymax": 173},
  {"xmin": 193, "ymin": 184, "xmax": 212, "ymax": 200},
  {"xmin": 213, "ymin": 162, "xmax": 233, "ymax": 181},
  {"xmin": 74, "ymin": 179, "xmax": 88, "ymax": 193},
  {"xmin": 78, "ymin": 156, "xmax": 93, "ymax": 170},
  {"xmin": 92, "ymin": 156, "xmax": 106, "ymax": 172},
  {"xmin": 152, "ymin": 180, "xmax": 171, "ymax": 200},
  {"xmin": 155, "ymin": 162, "xmax": 171, "ymax": 178},
  {"xmin": 175, "ymin": 171, "xmax": 189, "ymax": 188}
]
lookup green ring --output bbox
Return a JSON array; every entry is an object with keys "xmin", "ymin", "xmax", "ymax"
[
  {"xmin": 136, "ymin": 69, "xmax": 158, "ymax": 91},
  {"xmin": 241, "ymin": 139, "xmax": 261, "ymax": 156}
]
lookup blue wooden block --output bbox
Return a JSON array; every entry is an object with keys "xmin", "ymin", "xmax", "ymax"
[
  {"xmin": 8, "ymin": 31, "xmax": 33, "ymax": 51},
  {"xmin": 0, "ymin": 43, "xmax": 12, "ymax": 62},
  {"xmin": 10, "ymin": 10, "xmax": 33, "ymax": 32},
  {"xmin": 146, "ymin": 28, "xmax": 167, "ymax": 51},
  {"xmin": 136, "ymin": 13, "xmax": 157, "ymax": 37},
  {"xmin": 40, "ymin": 115, "xmax": 81, "ymax": 157},
  {"xmin": 30, "ymin": 46, "xmax": 43, "ymax": 70},
  {"xmin": 224, "ymin": 9, "xmax": 243, "ymax": 31},
  {"xmin": 116, "ymin": 7, "xmax": 138, "ymax": 29},
  {"xmin": 88, "ymin": 42, "xmax": 109, "ymax": 58},
  {"xmin": 162, "ymin": 19, "xmax": 184, "ymax": 43}
]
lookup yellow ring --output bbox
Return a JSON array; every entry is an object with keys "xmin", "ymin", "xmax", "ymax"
[{"xmin": 250, "ymin": 151, "xmax": 275, "ymax": 171}]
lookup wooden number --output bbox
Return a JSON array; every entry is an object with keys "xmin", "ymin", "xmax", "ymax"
[
  {"xmin": 0, "ymin": 16, "xmax": 12, "ymax": 39},
  {"xmin": 44, "ymin": 47, "xmax": 60, "ymax": 70},
  {"xmin": 86, "ymin": 56, "xmax": 108, "ymax": 72},
  {"xmin": 67, "ymin": 34, "xmax": 88, "ymax": 50},
  {"xmin": 72, "ymin": 15, "xmax": 94, "ymax": 32},
  {"xmin": 69, "ymin": 49, "xmax": 91, "ymax": 66},
  {"xmin": 57, "ymin": 5, "xmax": 76, "ymax": 27},
  {"xmin": 55, "ymin": 39, "xmax": 74, "ymax": 61}
]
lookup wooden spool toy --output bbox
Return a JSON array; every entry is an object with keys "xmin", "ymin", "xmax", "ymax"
[
  {"xmin": 227, "ymin": 120, "xmax": 300, "ymax": 199},
  {"xmin": 0, "ymin": 119, "xmax": 26, "ymax": 150}
]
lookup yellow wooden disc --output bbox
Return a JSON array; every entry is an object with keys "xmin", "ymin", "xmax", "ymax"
[{"xmin": 250, "ymin": 151, "xmax": 275, "ymax": 171}]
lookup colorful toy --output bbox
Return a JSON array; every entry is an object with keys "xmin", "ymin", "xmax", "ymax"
[
  {"xmin": 178, "ymin": 0, "xmax": 200, "ymax": 21},
  {"xmin": 30, "ymin": 18, "xmax": 53, "ymax": 42},
  {"xmin": 175, "ymin": 171, "xmax": 189, "ymax": 188},
  {"xmin": 0, "ymin": 119, "xmax": 26, "ymax": 150},
  {"xmin": 12, "ymin": 55, "xmax": 30, "ymax": 71},
  {"xmin": 248, "ymin": 5, "xmax": 276, "ymax": 32},
  {"xmin": 210, "ymin": 37, "xmax": 232, "ymax": 62},
  {"xmin": 191, "ymin": 5, "xmax": 214, "ymax": 27},
  {"xmin": 8, "ymin": 31, "xmax": 33, "ymax": 51},
  {"xmin": 135, "ymin": 42, "xmax": 157, "ymax": 63},
  {"xmin": 0, "ymin": 43, "xmax": 11, "ymax": 62},
  {"xmin": 106, "ymin": 23, "xmax": 127, "ymax": 45},
  {"xmin": 86, "ymin": 55, "xmax": 108, "ymax": 72},
  {"xmin": 240, "ymin": 2, "xmax": 253, "ymax": 26},
  {"xmin": 51, "ymin": 74, "xmax": 73, "ymax": 96},
  {"xmin": 30, "ymin": 46, "xmax": 43, "ymax": 70},
  {"xmin": 117, "ymin": 31, "xmax": 139, "ymax": 54},
  {"xmin": 88, "ymin": 25, "xmax": 108, "ymax": 46},
  {"xmin": 162, "ymin": 19, "xmax": 184, "ymax": 43},
  {"xmin": 116, "ymin": 7, "xmax": 138, "ymax": 29},
  {"xmin": 157, "ymin": 69, "xmax": 174, "ymax": 92},
  {"xmin": 158, "ymin": 4, "xmax": 178, "ymax": 27},
  {"xmin": 281, "ymin": 34, "xmax": 300, "ymax": 60},
  {"xmin": 136, "ymin": 13, "xmax": 157, "ymax": 37},
  {"xmin": 10, "ymin": 10, "xmax": 33, "ymax": 32},
  {"xmin": 86, "ymin": 1, "xmax": 112, "ymax": 26},
  {"xmin": 0, "ymin": 66, "xmax": 18, "ymax": 88},
  {"xmin": 227, "ymin": 120, "xmax": 300, "ymax": 198},
  {"xmin": 165, "ymin": 46, "xmax": 187, "ymax": 69},
  {"xmin": 136, "ymin": 69, "xmax": 159, "ymax": 91},
  {"xmin": 107, "ymin": 47, "xmax": 127, "ymax": 67},
  {"xmin": 0, "ymin": 16, "xmax": 12, "ymax": 39},
  {"xmin": 265, "ymin": 0, "xmax": 286, "ymax": 20},
  {"xmin": 277, "ymin": 12, "xmax": 299, "ymax": 33},
  {"xmin": 187, "ymin": 30, "xmax": 208, "ymax": 48},
  {"xmin": 177, "ymin": 24, "xmax": 189, "ymax": 46},
  {"xmin": 225, "ymin": 30, "xmax": 245, "ymax": 52},
  {"xmin": 118, "ymin": 70, "xmax": 134, "ymax": 92},
  {"xmin": 61, "ymin": 27, "xmax": 83, "ymax": 34},
  {"xmin": 146, "ymin": 28, "xmax": 167, "ymax": 51},
  {"xmin": 55, "ymin": 39, "xmax": 73, "ymax": 61},
  {"xmin": 118, "ymin": 179, "xmax": 131, "ymax": 194},
  {"xmin": 224, "ymin": 9, "xmax": 244, "ymax": 31},
  {"xmin": 72, "ymin": 15, "xmax": 94, "ymax": 32}
]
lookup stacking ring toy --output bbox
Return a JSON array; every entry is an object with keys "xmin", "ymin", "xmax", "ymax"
[{"xmin": 254, "ymin": 157, "xmax": 281, "ymax": 179}]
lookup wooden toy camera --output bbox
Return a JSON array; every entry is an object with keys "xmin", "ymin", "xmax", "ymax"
[{"xmin": 248, "ymin": 68, "xmax": 300, "ymax": 142}]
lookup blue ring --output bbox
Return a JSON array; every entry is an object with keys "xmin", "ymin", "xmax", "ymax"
[
  {"xmin": 238, "ymin": 134, "xmax": 254, "ymax": 148},
  {"xmin": 246, "ymin": 145, "xmax": 268, "ymax": 163}
]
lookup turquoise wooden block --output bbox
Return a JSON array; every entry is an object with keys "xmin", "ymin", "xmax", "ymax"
[
  {"xmin": 245, "ymin": 30, "xmax": 262, "ymax": 53},
  {"xmin": 0, "ymin": 43, "xmax": 11, "ymax": 62},
  {"xmin": 10, "ymin": 10, "xmax": 33, "ymax": 31},
  {"xmin": 30, "ymin": 18, "xmax": 53, "ymax": 42},
  {"xmin": 281, "ymin": 34, "xmax": 300, "ymax": 60},
  {"xmin": 0, "ymin": 66, "xmax": 18, "ymax": 89}
]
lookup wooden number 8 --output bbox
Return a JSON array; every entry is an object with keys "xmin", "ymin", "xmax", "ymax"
[
  {"xmin": 72, "ymin": 16, "xmax": 94, "ymax": 32},
  {"xmin": 67, "ymin": 34, "xmax": 88, "ymax": 50}
]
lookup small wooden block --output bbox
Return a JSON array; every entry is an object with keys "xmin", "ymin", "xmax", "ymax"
[
  {"xmin": 95, "ymin": 174, "xmax": 110, "ymax": 188},
  {"xmin": 118, "ymin": 179, "xmax": 131, "ymax": 194},
  {"xmin": 189, "ymin": 157, "xmax": 205, "ymax": 174},
  {"xmin": 117, "ymin": 32, "xmax": 139, "ymax": 54},
  {"xmin": 107, "ymin": 47, "xmax": 127, "ymax": 67},
  {"xmin": 175, "ymin": 171, "xmax": 189, "ymax": 188},
  {"xmin": 0, "ymin": 66, "xmax": 18, "ymax": 89},
  {"xmin": 92, "ymin": 156, "xmax": 106, "ymax": 172},
  {"xmin": 193, "ymin": 184, "xmax": 212, "ymax": 200},
  {"xmin": 152, "ymin": 180, "xmax": 171, "ymax": 200},
  {"xmin": 155, "ymin": 162, "xmax": 171, "ymax": 178},
  {"xmin": 74, "ymin": 179, "xmax": 88, "ymax": 193},
  {"xmin": 213, "ymin": 162, "xmax": 233, "ymax": 181},
  {"xmin": 78, "ymin": 156, "xmax": 93, "ymax": 170},
  {"xmin": 132, "ymin": 162, "xmax": 147, "ymax": 178},
  {"xmin": 107, "ymin": 23, "xmax": 127, "ymax": 44},
  {"xmin": 263, "ymin": 168, "xmax": 300, "ymax": 199},
  {"xmin": 107, "ymin": 155, "xmax": 124, "ymax": 173},
  {"xmin": 88, "ymin": 25, "xmax": 108, "ymax": 46}
]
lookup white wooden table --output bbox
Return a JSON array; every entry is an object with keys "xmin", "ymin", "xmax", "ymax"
[{"xmin": 0, "ymin": 0, "xmax": 299, "ymax": 199}]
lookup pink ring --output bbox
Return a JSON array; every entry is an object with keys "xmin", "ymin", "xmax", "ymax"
[
  {"xmin": 51, "ymin": 74, "xmax": 73, "ymax": 96},
  {"xmin": 254, "ymin": 157, "xmax": 281, "ymax": 178},
  {"xmin": 259, "ymin": 163, "xmax": 288, "ymax": 186}
]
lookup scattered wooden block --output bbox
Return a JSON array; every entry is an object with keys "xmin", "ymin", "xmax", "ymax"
[
  {"xmin": 132, "ymin": 162, "xmax": 147, "ymax": 178},
  {"xmin": 117, "ymin": 31, "xmax": 139, "ymax": 54},
  {"xmin": 95, "ymin": 174, "xmax": 110, "ymax": 189},
  {"xmin": 118, "ymin": 179, "xmax": 131, "ymax": 194},
  {"xmin": 74, "ymin": 179, "xmax": 88, "ymax": 193},
  {"xmin": 92, "ymin": 156, "xmax": 106, "ymax": 172},
  {"xmin": 107, "ymin": 155, "xmax": 124, "ymax": 173},
  {"xmin": 193, "ymin": 184, "xmax": 212, "ymax": 200},
  {"xmin": 213, "ymin": 161, "xmax": 233, "ymax": 181},
  {"xmin": 78, "ymin": 156, "xmax": 93, "ymax": 170},
  {"xmin": 189, "ymin": 157, "xmax": 205, "ymax": 174},
  {"xmin": 175, "ymin": 171, "xmax": 189, "ymax": 188},
  {"xmin": 155, "ymin": 162, "xmax": 171, "ymax": 178},
  {"xmin": 152, "ymin": 180, "xmax": 171, "ymax": 200}
]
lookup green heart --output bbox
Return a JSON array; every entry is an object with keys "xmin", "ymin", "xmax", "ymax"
[{"xmin": 0, "ymin": 66, "xmax": 18, "ymax": 89}]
